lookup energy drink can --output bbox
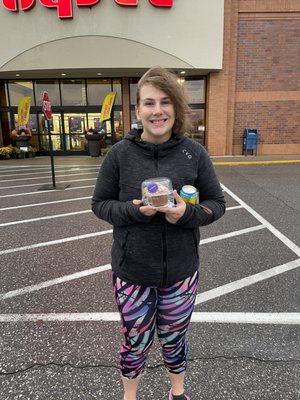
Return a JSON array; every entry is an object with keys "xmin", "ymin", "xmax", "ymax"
[{"xmin": 179, "ymin": 185, "xmax": 199, "ymax": 204}]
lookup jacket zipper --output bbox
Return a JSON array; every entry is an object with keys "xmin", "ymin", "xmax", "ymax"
[{"xmin": 153, "ymin": 145, "xmax": 168, "ymax": 286}]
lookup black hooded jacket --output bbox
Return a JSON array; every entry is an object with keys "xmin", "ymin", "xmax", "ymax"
[{"xmin": 92, "ymin": 129, "xmax": 225, "ymax": 287}]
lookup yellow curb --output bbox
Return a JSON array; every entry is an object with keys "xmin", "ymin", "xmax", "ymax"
[{"xmin": 213, "ymin": 160, "xmax": 300, "ymax": 166}]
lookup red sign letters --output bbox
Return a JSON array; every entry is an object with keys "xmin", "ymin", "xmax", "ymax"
[{"xmin": 2, "ymin": 0, "xmax": 173, "ymax": 18}]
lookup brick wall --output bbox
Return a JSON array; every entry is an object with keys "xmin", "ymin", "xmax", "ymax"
[{"xmin": 206, "ymin": 0, "xmax": 300, "ymax": 155}]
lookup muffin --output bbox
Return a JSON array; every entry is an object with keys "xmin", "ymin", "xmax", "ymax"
[{"xmin": 142, "ymin": 178, "xmax": 174, "ymax": 208}]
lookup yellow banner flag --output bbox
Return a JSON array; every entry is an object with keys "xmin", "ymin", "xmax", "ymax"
[
  {"xmin": 17, "ymin": 96, "xmax": 31, "ymax": 126},
  {"xmin": 100, "ymin": 92, "xmax": 116, "ymax": 122}
]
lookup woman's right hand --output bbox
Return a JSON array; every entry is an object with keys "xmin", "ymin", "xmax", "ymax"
[{"xmin": 132, "ymin": 199, "xmax": 157, "ymax": 216}]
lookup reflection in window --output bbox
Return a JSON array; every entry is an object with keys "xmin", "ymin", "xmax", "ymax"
[
  {"xmin": 87, "ymin": 113, "xmax": 102, "ymax": 131},
  {"xmin": 87, "ymin": 79, "xmax": 111, "ymax": 106},
  {"xmin": 189, "ymin": 109, "xmax": 205, "ymax": 146},
  {"xmin": 8, "ymin": 81, "xmax": 34, "ymax": 106},
  {"xmin": 35, "ymin": 80, "xmax": 60, "ymax": 106},
  {"xmin": 114, "ymin": 111, "xmax": 123, "ymax": 141},
  {"xmin": 130, "ymin": 78, "xmax": 139, "ymax": 105},
  {"xmin": 183, "ymin": 79, "xmax": 205, "ymax": 104},
  {"xmin": 113, "ymin": 79, "xmax": 122, "ymax": 106},
  {"xmin": 14, "ymin": 113, "xmax": 38, "ymax": 135},
  {"xmin": 61, "ymin": 80, "xmax": 86, "ymax": 106}
]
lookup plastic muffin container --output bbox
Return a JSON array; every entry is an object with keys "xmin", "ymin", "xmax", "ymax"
[{"xmin": 141, "ymin": 177, "xmax": 175, "ymax": 208}]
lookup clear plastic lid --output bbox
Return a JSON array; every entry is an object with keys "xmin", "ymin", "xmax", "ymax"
[{"xmin": 141, "ymin": 177, "xmax": 174, "ymax": 208}]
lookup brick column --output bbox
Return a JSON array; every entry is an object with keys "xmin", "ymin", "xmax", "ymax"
[{"xmin": 206, "ymin": 0, "xmax": 239, "ymax": 156}]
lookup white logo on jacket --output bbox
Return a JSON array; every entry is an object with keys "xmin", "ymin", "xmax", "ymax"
[{"xmin": 182, "ymin": 148, "xmax": 192, "ymax": 159}]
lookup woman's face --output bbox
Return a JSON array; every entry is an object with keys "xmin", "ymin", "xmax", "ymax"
[{"xmin": 136, "ymin": 84, "xmax": 175, "ymax": 144}]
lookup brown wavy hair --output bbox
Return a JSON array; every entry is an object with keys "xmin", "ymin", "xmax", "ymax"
[{"xmin": 136, "ymin": 67, "xmax": 192, "ymax": 135}]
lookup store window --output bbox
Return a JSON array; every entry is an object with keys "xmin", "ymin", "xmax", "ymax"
[
  {"xmin": 87, "ymin": 79, "xmax": 111, "ymax": 106},
  {"xmin": 113, "ymin": 79, "xmax": 122, "ymax": 106},
  {"xmin": 8, "ymin": 81, "xmax": 34, "ymax": 106},
  {"xmin": 184, "ymin": 79, "xmax": 205, "ymax": 104},
  {"xmin": 130, "ymin": 78, "xmax": 139, "ymax": 106},
  {"xmin": 38, "ymin": 113, "xmax": 63, "ymax": 152},
  {"xmin": 114, "ymin": 110, "xmax": 123, "ymax": 141},
  {"xmin": 189, "ymin": 109, "xmax": 205, "ymax": 145},
  {"xmin": 14, "ymin": 113, "xmax": 38, "ymax": 135},
  {"xmin": 35, "ymin": 80, "xmax": 60, "ymax": 106},
  {"xmin": 61, "ymin": 79, "xmax": 86, "ymax": 106}
]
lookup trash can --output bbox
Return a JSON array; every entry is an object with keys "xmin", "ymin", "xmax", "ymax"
[
  {"xmin": 243, "ymin": 128, "xmax": 259, "ymax": 155},
  {"xmin": 85, "ymin": 131, "xmax": 104, "ymax": 157},
  {"xmin": 11, "ymin": 135, "xmax": 31, "ymax": 150}
]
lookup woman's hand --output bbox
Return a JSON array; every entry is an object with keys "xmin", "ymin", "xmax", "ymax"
[
  {"xmin": 159, "ymin": 190, "xmax": 186, "ymax": 224},
  {"xmin": 132, "ymin": 199, "xmax": 157, "ymax": 216}
]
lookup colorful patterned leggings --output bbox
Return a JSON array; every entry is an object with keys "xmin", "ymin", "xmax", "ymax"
[{"xmin": 113, "ymin": 270, "xmax": 199, "ymax": 379}]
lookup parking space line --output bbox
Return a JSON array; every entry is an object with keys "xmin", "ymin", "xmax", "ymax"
[
  {"xmin": 0, "ymin": 225, "xmax": 264, "ymax": 255},
  {"xmin": 226, "ymin": 205, "xmax": 243, "ymax": 211},
  {"xmin": 0, "ymin": 210, "xmax": 92, "ymax": 227},
  {"xmin": 0, "ymin": 312, "xmax": 298, "ymax": 324},
  {"xmin": 1, "ymin": 258, "xmax": 299, "ymax": 302},
  {"xmin": 195, "ymin": 258, "xmax": 300, "ymax": 305},
  {"xmin": 0, "ymin": 178, "xmax": 96, "ymax": 190},
  {"xmin": 0, "ymin": 185, "xmax": 93, "ymax": 199},
  {"xmin": 0, "ymin": 171, "xmax": 98, "ymax": 184},
  {"xmin": 0, "ymin": 205, "xmax": 244, "ymax": 227},
  {"xmin": 0, "ymin": 164, "xmax": 101, "ymax": 172},
  {"xmin": 0, "ymin": 196, "xmax": 91, "ymax": 210},
  {"xmin": 0, "ymin": 264, "xmax": 111, "ymax": 300},
  {"xmin": 200, "ymin": 225, "xmax": 265, "ymax": 245},
  {"xmin": 0, "ymin": 230, "xmax": 113, "ymax": 255},
  {"xmin": 221, "ymin": 183, "xmax": 300, "ymax": 257},
  {"xmin": 0, "ymin": 167, "xmax": 99, "ymax": 178}
]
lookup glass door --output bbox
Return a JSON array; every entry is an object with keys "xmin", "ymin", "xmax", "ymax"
[
  {"xmin": 63, "ymin": 113, "xmax": 87, "ymax": 152},
  {"xmin": 38, "ymin": 113, "xmax": 63, "ymax": 152}
]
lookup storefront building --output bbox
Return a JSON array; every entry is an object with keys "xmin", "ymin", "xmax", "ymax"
[{"xmin": 0, "ymin": 0, "xmax": 299, "ymax": 156}]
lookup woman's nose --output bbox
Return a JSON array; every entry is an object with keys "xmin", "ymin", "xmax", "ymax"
[{"xmin": 153, "ymin": 102, "xmax": 163, "ymax": 114}]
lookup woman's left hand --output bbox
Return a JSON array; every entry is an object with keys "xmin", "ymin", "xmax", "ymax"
[{"xmin": 159, "ymin": 190, "xmax": 186, "ymax": 224}]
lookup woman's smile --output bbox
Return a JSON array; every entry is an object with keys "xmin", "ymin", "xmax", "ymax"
[{"xmin": 136, "ymin": 84, "xmax": 175, "ymax": 144}]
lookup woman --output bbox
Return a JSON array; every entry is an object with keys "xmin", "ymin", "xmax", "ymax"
[{"xmin": 92, "ymin": 67, "xmax": 225, "ymax": 400}]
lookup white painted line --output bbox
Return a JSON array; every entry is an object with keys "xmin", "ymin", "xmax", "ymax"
[
  {"xmin": 200, "ymin": 225, "xmax": 265, "ymax": 245},
  {"xmin": 0, "ymin": 164, "xmax": 101, "ymax": 171},
  {"xmin": 0, "ymin": 210, "xmax": 92, "ymax": 227},
  {"xmin": 226, "ymin": 205, "xmax": 243, "ymax": 211},
  {"xmin": 0, "ymin": 312, "xmax": 298, "ymax": 324},
  {"xmin": 0, "ymin": 171, "xmax": 97, "ymax": 183},
  {"xmin": 0, "ymin": 264, "xmax": 111, "ymax": 300},
  {"xmin": 221, "ymin": 183, "xmax": 300, "ymax": 257},
  {"xmin": 0, "ymin": 229, "xmax": 113, "ymax": 255},
  {"xmin": 190, "ymin": 312, "xmax": 300, "ymax": 325},
  {"xmin": 0, "ymin": 167, "xmax": 99, "ymax": 178},
  {"xmin": 0, "ymin": 185, "xmax": 93, "ymax": 199},
  {"xmin": 195, "ymin": 258, "xmax": 300, "ymax": 305},
  {"xmin": 0, "ymin": 178, "xmax": 95, "ymax": 190},
  {"xmin": 0, "ymin": 196, "xmax": 91, "ymax": 211},
  {"xmin": 2, "ymin": 258, "xmax": 299, "ymax": 302},
  {"xmin": 0, "ymin": 225, "xmax": 264, "ymax": 256}
]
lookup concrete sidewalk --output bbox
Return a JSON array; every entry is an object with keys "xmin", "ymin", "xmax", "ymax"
[
  {"xmin": 0, "ymin": 154, "xmax": 299, "ymax": 168},
  {"xmin": 211, "ymin": 154, "xmax": 300, "ymax": 165}
]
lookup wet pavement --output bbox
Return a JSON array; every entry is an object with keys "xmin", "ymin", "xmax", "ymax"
[{"xmin": 0, "ymin": 155, "xmax": 299, "ymax": 400}]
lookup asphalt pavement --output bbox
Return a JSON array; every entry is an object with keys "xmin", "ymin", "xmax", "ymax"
[{"xmin": 0, "ymin": 155, "xmax": 299, "ymax": 400}]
